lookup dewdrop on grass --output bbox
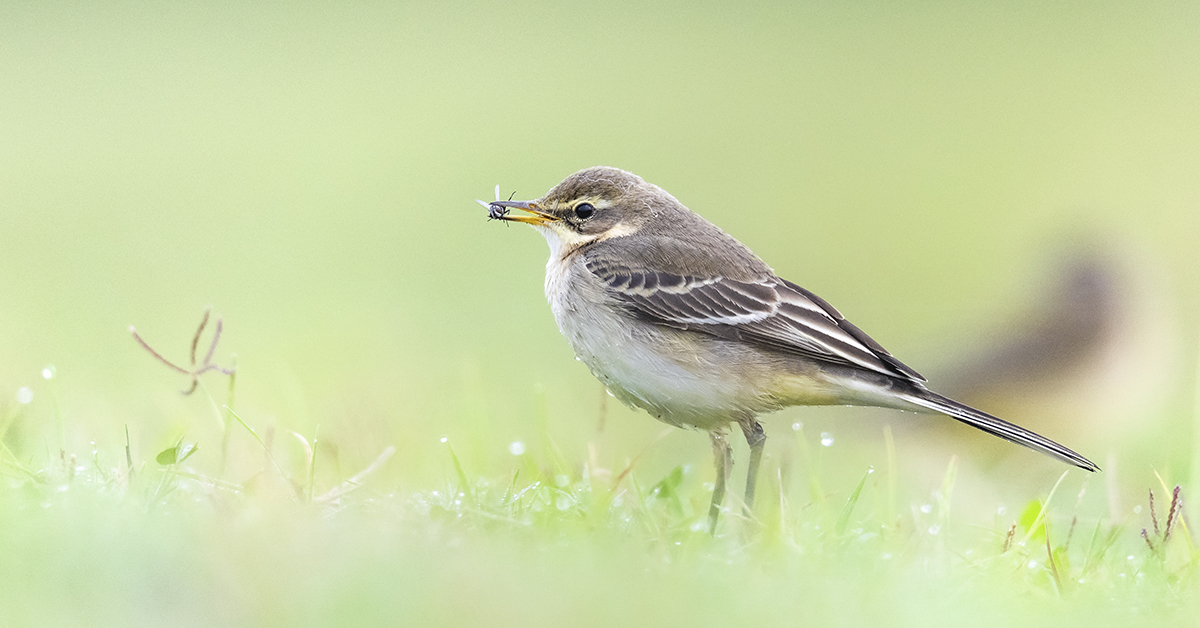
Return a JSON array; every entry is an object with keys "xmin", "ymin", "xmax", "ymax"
[
  {"xmin": 820, "ymin": 432, "xmax": 834, "ymax": 447},
  {"xmin": 508, "ymin": 441, "xmax": 526, "ymax": 456},
  {"xmin": 16, "ymin": 387, "xmax": 33, "ymax": 404},
  {"xmin": 42, "ymin": 365, "xmax": 56, "ymax": 380}
]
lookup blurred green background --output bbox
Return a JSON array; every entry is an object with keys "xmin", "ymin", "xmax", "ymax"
[
  {"xmin": 3, "ymin": 0, "xmax": 1199, "ymax": 483},
  {"xmin": 2, "ymin": 4, "xmax": 1200, "ymax": 621},
  {"xmin": 3, "ymin": 0, "xmax": 1199, "ymax": 480}
]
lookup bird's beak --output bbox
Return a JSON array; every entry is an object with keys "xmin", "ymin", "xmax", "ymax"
[{"xmin": 489, "ymin": 200, "xmax": 559, "ymax": 226}]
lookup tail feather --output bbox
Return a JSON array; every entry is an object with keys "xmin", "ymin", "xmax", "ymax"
[{"xmin": 902, "ymin": 390, "xmax": 1100, "ymax": 472}]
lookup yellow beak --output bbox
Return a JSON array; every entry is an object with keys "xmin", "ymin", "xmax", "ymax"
[{"xmin": 487, "ymin": 200, "xmax": 558, "ymax": 226}]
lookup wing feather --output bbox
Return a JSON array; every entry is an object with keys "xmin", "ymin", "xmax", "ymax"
[{"xmin": 585, "ymin": 259, "xmax": 926, "ymax": 382}]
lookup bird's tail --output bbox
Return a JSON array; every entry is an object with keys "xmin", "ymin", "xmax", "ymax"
[{"xmin": 900, "ymin": 389, "xmax": 1100, "ymax": 472}]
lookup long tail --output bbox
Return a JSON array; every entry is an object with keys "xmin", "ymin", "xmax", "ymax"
[{"xmin": 901, "ymin": 389, "xmax": 1100, "ymax": 472}]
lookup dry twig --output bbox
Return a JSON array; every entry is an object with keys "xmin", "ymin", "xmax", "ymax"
[{"xmin": 130, "ymin": 307, "xmax": 235, "ymax": 394}]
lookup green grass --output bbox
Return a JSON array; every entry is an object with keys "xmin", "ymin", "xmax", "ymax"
[{"xmin": 2, "ymin": 340, "xmax": 1198, "ymax": 627}]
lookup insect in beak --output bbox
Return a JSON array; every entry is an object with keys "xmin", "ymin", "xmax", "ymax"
[
  {"xmin": 476, "ymin": 186, "xmax": 514, "ymax": 223},
  {"xmin": 475, "ymin": 186, "xmax": 557, "ymax": 226}
]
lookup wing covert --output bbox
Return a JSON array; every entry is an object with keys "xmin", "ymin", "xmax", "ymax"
[{"xmin": 584, "ymin": 257, "xmax": 925, "ymax": 382}]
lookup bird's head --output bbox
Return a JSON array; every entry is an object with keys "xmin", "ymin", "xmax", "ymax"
[{"xmin": 487, "ymin": 166, "xmax": 685, "ymax": 253}]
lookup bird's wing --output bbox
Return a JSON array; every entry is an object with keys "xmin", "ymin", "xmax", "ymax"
[{"xmin": 584, "ymin": 257, "xmax": 926, "ymax": 382}]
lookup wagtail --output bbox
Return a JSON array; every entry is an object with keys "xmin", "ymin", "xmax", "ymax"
[{"xmin": 482, "ymin": 166, "xmax": 1098, "ymax": 532}]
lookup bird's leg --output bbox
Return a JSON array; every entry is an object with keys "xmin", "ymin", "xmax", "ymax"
[
  {"xmin": 707, "ymin": 429, "xmax": 733, "ymax": 535},
  {"xmin": 740, "ymin": 420, "xmax": 766, "ymax": 517}
]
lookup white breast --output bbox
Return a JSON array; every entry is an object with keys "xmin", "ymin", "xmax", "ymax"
[{"xmin": 535, "ymin": 226, "xmax": 754, "ymax": 429}]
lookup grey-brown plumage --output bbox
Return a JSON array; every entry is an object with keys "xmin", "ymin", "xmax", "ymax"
[{"xmin": 485, "ymin": 166, "xmax": 1098, "ymax": 533}]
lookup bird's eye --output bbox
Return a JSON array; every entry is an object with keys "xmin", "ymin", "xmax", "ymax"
[{"xmin": 573, "ymin": 203, "xmax": 596, "ymax": 220}]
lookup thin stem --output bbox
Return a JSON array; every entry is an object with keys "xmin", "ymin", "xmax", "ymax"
[{"xmin": 190, "ymin": 308, "xmax": 211, "ymax": 366}]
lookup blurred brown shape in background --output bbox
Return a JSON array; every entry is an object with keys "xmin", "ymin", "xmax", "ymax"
[{"xmin": 895, "ymin": 236, "xmax": 1183, "ymax": 498}]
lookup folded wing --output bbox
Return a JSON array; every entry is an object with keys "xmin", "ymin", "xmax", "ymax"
[{"xmin": 584, "ymin": 258, "xmax": 925, "ymax": 383}]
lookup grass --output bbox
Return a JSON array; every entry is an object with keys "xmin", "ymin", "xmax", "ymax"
[{"xmin": 0, "ymin": 316, "xmax": 1197, "ymax": 627}]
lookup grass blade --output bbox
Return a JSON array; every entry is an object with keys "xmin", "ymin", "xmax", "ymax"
[
  {"xmin": 1020, "ymin": 470, "xmax": 1070, "ymax": 546},
  {"xmin": 836, "ymin": 467, "xmax": 872, "ymax": 535}
]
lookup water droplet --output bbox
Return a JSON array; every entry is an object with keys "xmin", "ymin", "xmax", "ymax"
[
  {"xmin": 439, "ymin": 436, "xmax": 448, "ymax": 443},
  {"xmin": 606, "ymin": 389, "xmax": 615, "ymax": 397},
  {"xmin": 920, "ymin": 504, "xmax": 933, "ymax": 514},
  {"xmin": 1027, "ymin": 560, "xmax": 1039, "ymax": 570},
  {"xmin": 690, "ymin": 521, "xmax": 706, "ymax": 532},
  {"xmin": 1133, "ymin": 505, "xmax": 1142, "ymax": 514},
  {"xmin": 791, "ymin": 422, "xmax": 802, "ymax": 431},
  {"xmin": 1126, "ymin": 555, "xmax": 1135, "ymax": 561},
  {"xmin": 996, "ymin": 505, "xmax": 1007, "ymax": 516},
  {"xmin": 42, "ymin": 365, "xmax": 56, "ymax": 380},
  {"xmin": 555, "ymin": 495, "xmax": 571, "ymax": 511},
  {"xmin": 16, "ymin": 387, "xmax": 33, "ymax": 404},
  {"xmin": 555, "ymin": 474, "xmax": 569, "ymax": 487},
  {"xmin": 508, "ymin": 441, "xmax": 526, "ymax": 456},
  {"xmin": 820, "ymin": 432, "xmax": 834, "ymax": 447},
  {"xmin": 612, "ymin": 494, "xmax": 623, "ymax": 507},
  {"xmin": 575, "ymin": 356, "xmax": 581, "ymax": 361},
  {"xmin": 867, "ymin": 466, "xmax": 875, "ymax": 474},
  {"xmin": 927, "ymin": 525, "xmax": 941, "ymax": 535}
]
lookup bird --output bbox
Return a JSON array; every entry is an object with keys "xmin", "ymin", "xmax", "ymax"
[{"xmin": 482, "ymin": 166, "xmax": 1098, "ymax": 533}]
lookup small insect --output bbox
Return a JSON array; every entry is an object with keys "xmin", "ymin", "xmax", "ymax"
[
  {"xmin": 476, "ymin": 185, "xmax": 516, "ymax": 224},
  {"xmin": 488, "ymin": 202, "xmax": 510, "ymax": 221}
]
